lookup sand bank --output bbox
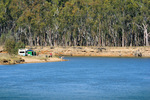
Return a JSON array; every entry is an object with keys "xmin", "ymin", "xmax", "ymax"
[
  {"xmin": 33, "ymin": 46, "xmax": 150, "ymax": 58},
  {"xmin": 1, "ymin": 46, "xmax": 150, "ymax": 65},
  {"xmin": 21, "ymin": 56, "xmax": 67, "ymax": 64},
  {"xmin": 0, "ymin": 53, "xmax": 67, "ymax": 65}
]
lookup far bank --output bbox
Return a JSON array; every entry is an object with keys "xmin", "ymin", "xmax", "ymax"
[
  {"xmin": 1, "ymin": 46, "xmax": 150, "ymax": 61},
  {"xmin": 30, "ymin": 46, "xmax": 150, "ymax": 58}
]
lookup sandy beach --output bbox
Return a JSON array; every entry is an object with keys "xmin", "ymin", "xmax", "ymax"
[
  {"xmin": 0, "ymin": 57, "xmax": 66, "ymax": 65},
  {"xmin": 21, "ymin": 56, "xmax": 67, "ymax": 64}
]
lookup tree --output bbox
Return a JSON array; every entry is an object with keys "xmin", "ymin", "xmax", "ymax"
[
  {"xmin": 134, "ymin": 0, "xmax": 150, "ymax": 46},
  {"xmin": 5, "ymin": 38, "xmax": 16, "ymax": 54},
  {"xmin": 5, "ymin": 38, "xmax": 25, "ymax": 55},
  {"xmin": 0, "ymin": 0, "xmax": 149, "ymax": 47}
]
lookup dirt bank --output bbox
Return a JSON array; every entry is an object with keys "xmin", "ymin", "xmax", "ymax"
[
  {"xmin": 0, "ymin": 46, "xmax": 150, "ymax": 65},
  {"xmin": 0, "ymin": 54, "xmax": 25, "ymax": 65},
  {"xmin": 21, "ymin": 56, "xmax": 67, "ymax": 64},
  {"xmin": 32, "ymin": 46, "xmax": 150, "ymax": 57},
  {"xmin": 0, "ymin": 53, "xmax": 67, "ymax": 65}
]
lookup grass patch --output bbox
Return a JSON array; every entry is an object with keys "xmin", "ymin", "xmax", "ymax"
[{"xmin": 0, "ymin": 54, "xmax": 24, "ymax": 64}]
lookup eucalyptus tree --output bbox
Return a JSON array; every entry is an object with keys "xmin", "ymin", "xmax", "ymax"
[
  {"xmin": 134, "ymin": 0, "xmax": 150, "ymax": 46},
  {"xmin": 59, "ymin": 1, "xmax": 73, "ymax": 46},
  {"xmin": 16, "ymin": 0, "xmax": 34, "ymax": 47},
  {"xmin": 0, "ymin": 0, "xmax": 6, "ymax": 34},
  {"xmin": 43, "ymin": 1, "xmax": 54, "ymax": 46},
  {"xmin": 0, "ymin": 0, "xmax": 11, "ymax": 35},
  {"xmin": 0, "ymin": 0, "xmax": 150, "ymax": 47}
]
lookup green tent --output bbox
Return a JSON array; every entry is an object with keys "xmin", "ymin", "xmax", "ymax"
[{"xmin": 27, "ymin": 50, "xmax": 36, "ymax": 56}]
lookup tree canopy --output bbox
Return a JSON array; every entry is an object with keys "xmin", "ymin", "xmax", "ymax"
[{"xmin": 0, "ymin": 0, "xmax": 150, "ymax": 47}]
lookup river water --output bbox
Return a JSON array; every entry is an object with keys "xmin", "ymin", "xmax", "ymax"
[{"xmin": 0, "ymin": 57, "xmax": 150, "ymax": 100}]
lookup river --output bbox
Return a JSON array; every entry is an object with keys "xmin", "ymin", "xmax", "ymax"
[{"xmin": 0, "ymin": 57, "xmax": 150, "ymax": 100}]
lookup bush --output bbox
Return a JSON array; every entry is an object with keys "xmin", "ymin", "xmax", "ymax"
[
  {"xmin": 0, "ymin": 34, "xmax": 6, "ymax": 45},
  {"xmin": 15, "ymin": 41, "xmax": 25, "ymax": 51},
  {"xmin": 5, "ymin": 39, "xmax": 25, "ymax": 55},
  {"xmin": 5, "ymin": 39, "xmax": 16, "ymax": 55}
]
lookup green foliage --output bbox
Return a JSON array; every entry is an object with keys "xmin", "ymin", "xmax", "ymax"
[
  {"xmin": 0, "ymin": 0, "xmax": 149, "ymax": 47},
  {"xmin": 5, "ymin": 38, "xmax": 16, "ymax": 55},
  {"xmin": 15, "ymin": 41, "xmax": 25, "ymax": 51},
  {"xmin": 0, "ymin": 34, "xmax": 6, "ymax": 45},
  {"xmin": 5, "ymin": 38, "xmax": 25, "ymax": 55}
]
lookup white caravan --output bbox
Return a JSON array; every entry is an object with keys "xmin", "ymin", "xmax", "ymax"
[{"xmin": 18, "ymin": 49, "xmax": 28, "ymax": 56}]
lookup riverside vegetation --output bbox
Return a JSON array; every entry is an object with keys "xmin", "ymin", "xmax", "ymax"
[{"xmin": 0, "ymin": 0, "xmax": 150, "ymax": 47}]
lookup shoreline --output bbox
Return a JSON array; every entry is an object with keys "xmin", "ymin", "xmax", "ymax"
[
  {"xmin": 0, "ymin": 54, "xmax": 67, "ymax": 65},
  {"xmin": 21, "ymin": 57, "xmax": 67, "ymax": 64},
  {"xmin": 1, "ymin": 46, "xmax": 150, "ymax": 65},
  {"xmin": 33, "ymin": 46, "xmax": 150, "ymax": 58},
  {"xmin": 0, "ymin": 58, "xmax": 67, "ymax": 65},
  {"xmin": 0, "ymin": 55, "xmax": 149, "ymax": 66}
]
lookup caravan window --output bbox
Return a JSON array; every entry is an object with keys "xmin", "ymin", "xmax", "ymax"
[{"xmin": 20, "ymin": 51, "xmax": 25, "ymax": 53}]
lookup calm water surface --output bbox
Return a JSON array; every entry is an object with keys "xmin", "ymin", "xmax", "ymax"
[{"xmin": 0, "ymin": 57, "xmax": 150, "ymax": 100}]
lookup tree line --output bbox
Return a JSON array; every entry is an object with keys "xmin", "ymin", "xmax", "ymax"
[{"xmin": 0, "ymin": 0, "xmax": 150, "ymax": 47}]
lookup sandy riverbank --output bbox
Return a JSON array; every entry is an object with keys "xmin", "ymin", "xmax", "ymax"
[
  {"xmin": 0, "ymin": 46, "xmax": 150, "ymax": 65},
  {"xmin": 0, "ymin": 57, "xmax": 66, "ymax": 65},
  {"xmin": 21, "ymin": 56, "xmax": 67, "ymax": 64},
  {"xmin": 0, "ymin": 53, "xmax": 66, "ymax": 65},
  {"xmin": 32, "ymin": 46, "xmax": 150, "ymax": 58}
]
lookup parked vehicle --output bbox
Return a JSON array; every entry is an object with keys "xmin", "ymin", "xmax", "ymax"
[
  {"xmin": 18, "ymin": 49, "xmax": 28, "ymax": 56},
  {"xmin": 18, "ymin": 49, "xmax": 36, "ymax": 56}
]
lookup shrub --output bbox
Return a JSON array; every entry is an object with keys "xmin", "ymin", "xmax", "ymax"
[
  {"xmin": 0, "ymin": 34, "xmax": 6, "ymax": 45},
  {"xmin": 15, "ymin": 41, "xmax": 25, "ymax": 51},
  {"xmin": 5, "ymin": 38, "xmax": 16, "ymax": 55},
  {"xmin": 5, "ymin": 39, "xmax": 25, "ymax": 55}
]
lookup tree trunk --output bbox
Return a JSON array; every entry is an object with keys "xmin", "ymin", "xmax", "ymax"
[
  {"xmin": 48, "ymin": 27, "xmax": 53, "ymax": 46},
  {"xmin": 114, "ymin": 31, "xmax": 117, "ymax": 47},
  {"xmin": 28, "ymin": 26, "xmax": 33, "ymax": 47},
  {"xmin": 44, "ymin": 32, "xmax": 47, "ymax": 46},
  {"xmin": 102, "ymin": 31, "xmax": 105, "ymax": 47},
  {"xmin": 143, "ymin": 24, "xmax": 149, "ymax": 46},
  {"xmin": 122, "ymin": 28, "xmax": 125, "ymax": 47},
  {"xmin": 98, "ymin": 22, "xmax": 101, "ymax": 47},
  {"xmin": 74, "ymin": 38, "xmax": 77, "ymax": 46},
  {"xmin": 130, "ymin": 31, "xmax": 133, "ymax": 47},
  {"xmin": 134, "ymin": 32, "xmax": 137, "ymax": 46},
  {"xmin": 37, "ymin": 36, "xmax": 40, "ymax": 46}
]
